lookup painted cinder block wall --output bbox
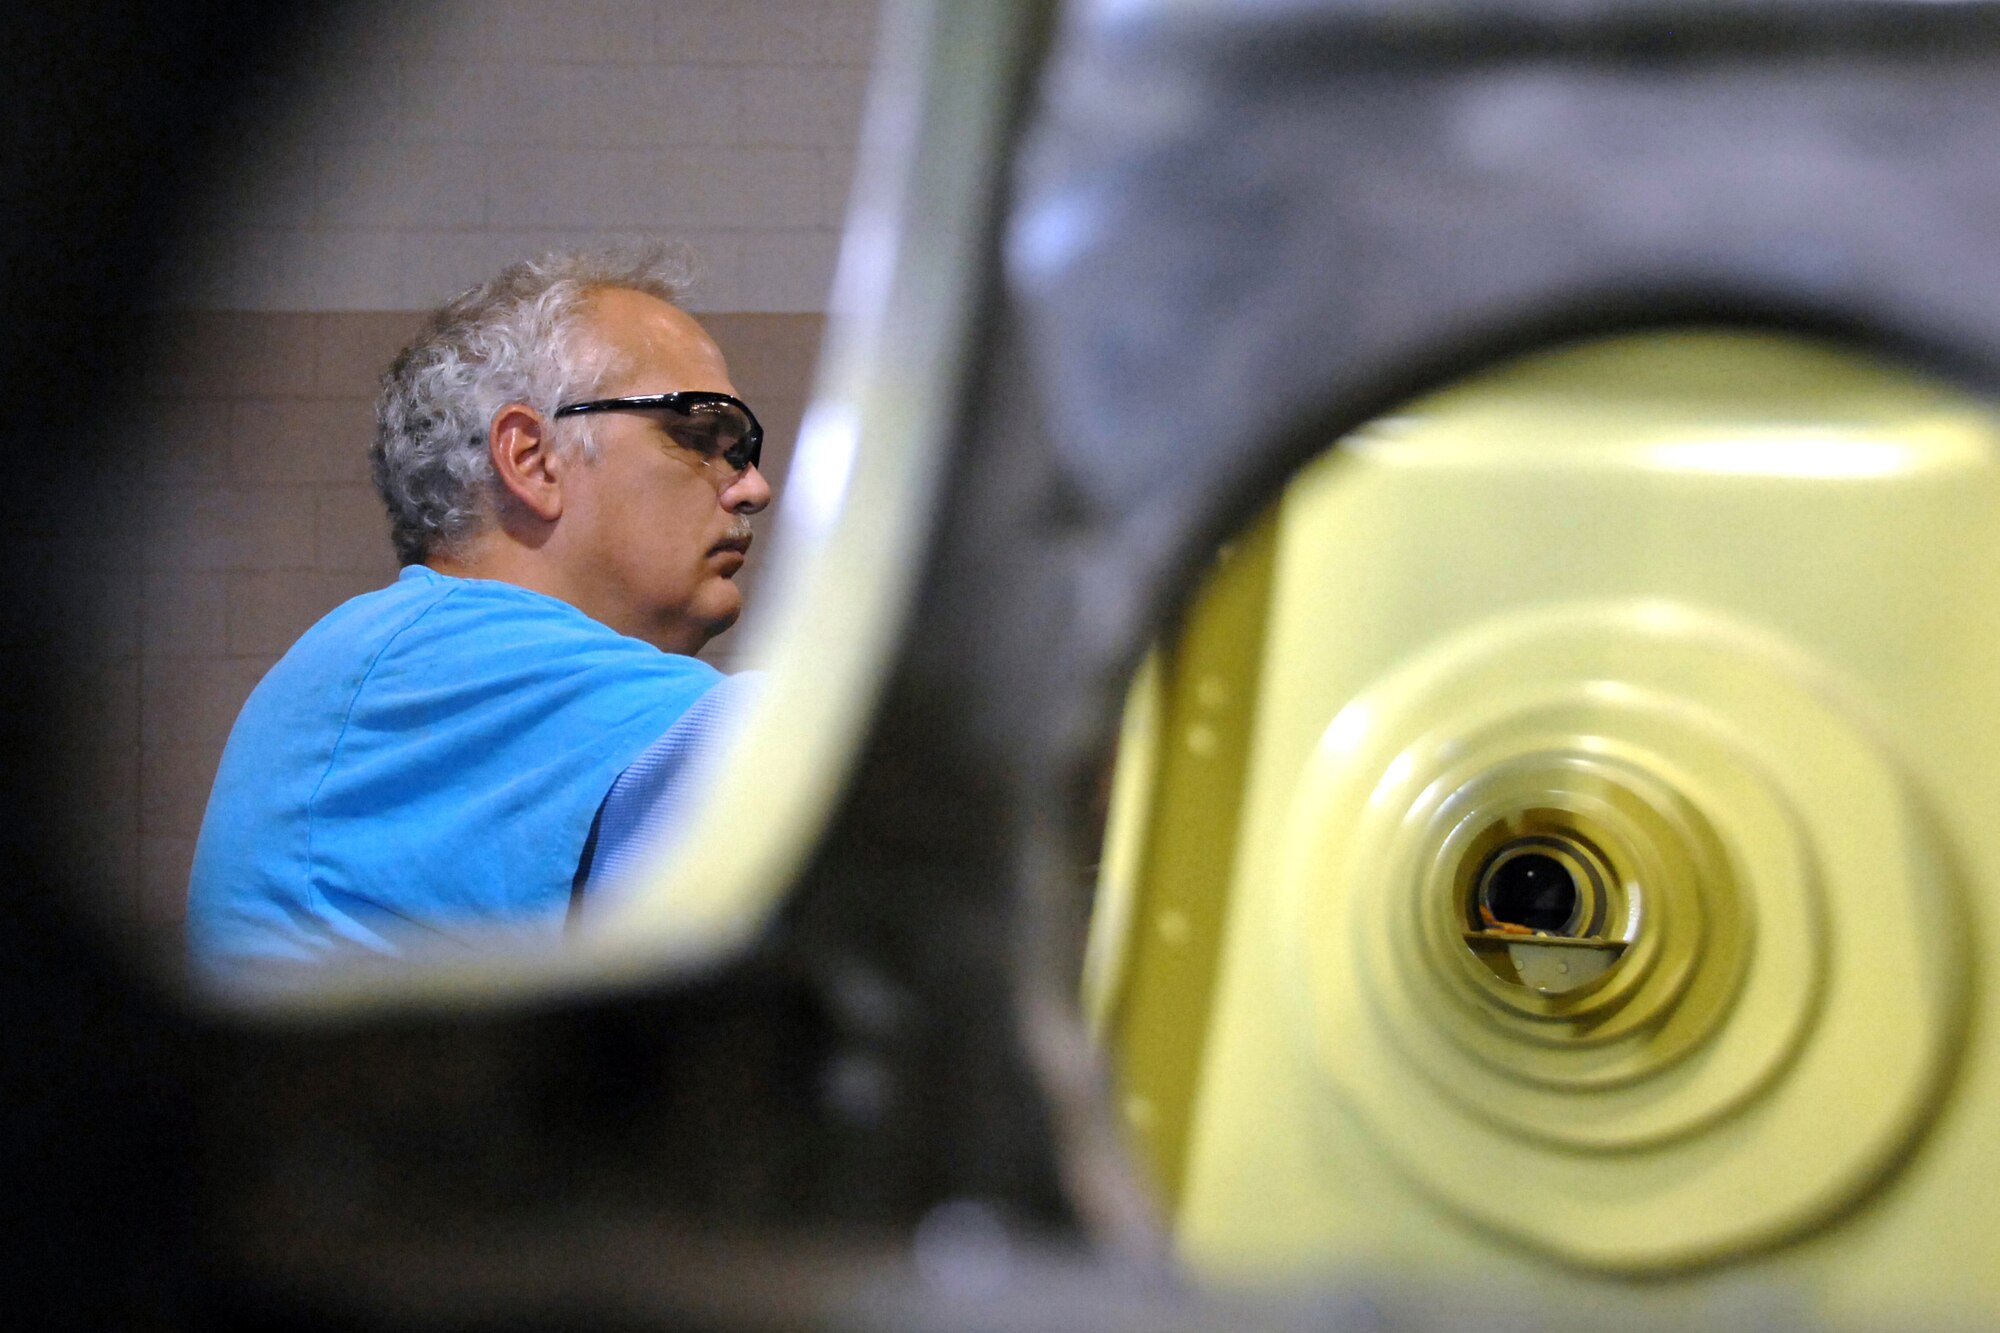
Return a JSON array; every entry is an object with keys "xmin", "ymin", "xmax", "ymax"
[{"xmin": 90, "ymin": 1, "xmax": 879, "ymax": 941}]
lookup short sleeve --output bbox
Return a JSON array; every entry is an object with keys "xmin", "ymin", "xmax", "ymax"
[{"xmin": 579, "ymin": 670, "xmax": 767, "ymax": 898}]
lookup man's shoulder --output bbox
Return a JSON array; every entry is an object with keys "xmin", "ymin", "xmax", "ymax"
[
  {"xmin": 282, "ymin": 560, "xmax": 460, "ymax": 652},
  {"xmin": 374, "ymin": 570, "xmax": 723, "ymax": 689},
  {"xmin": 229, "ymin": 567, "xmax": 452, "ymax": 708},
  {"xmin": 226, "ymin": 572, "xmax": 707, "ymax": 754},
  {"xmin": 268, "ymin": 570, "xmax": 721, "ymax": 742},
  {"xmin": 279, "ymin": 567, "xmax": 716, "ymax": 685}
]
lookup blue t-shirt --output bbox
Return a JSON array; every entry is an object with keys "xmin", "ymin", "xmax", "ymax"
[{"xmin": 187, "ymin": 566, "xmax": 723, "ymax": 971}]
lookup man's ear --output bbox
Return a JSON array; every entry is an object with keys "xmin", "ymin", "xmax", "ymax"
[{"xmin": 488, "ymin": 403, "xmax": 566, "ymax": 523}]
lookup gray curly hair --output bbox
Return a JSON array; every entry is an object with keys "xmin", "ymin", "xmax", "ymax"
[{"xmin": 372, "ymin": 242, "xmax": 697, "ymax": 565}]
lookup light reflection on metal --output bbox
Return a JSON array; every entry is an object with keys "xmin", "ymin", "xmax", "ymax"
[
  {"xmin": 1642, "ymin": 430, "xmax": 1983, "ymax": 477},
  {"xmin": 783, "ymin": 401, "xmax": 861, "ymax": 537}
]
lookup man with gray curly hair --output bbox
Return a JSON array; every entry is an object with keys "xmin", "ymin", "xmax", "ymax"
[{"xmin": 188, "ymin": 246, "xmax": 772, "ymax": 973}]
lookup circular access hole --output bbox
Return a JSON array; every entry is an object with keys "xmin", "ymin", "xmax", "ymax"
[{"xmin": 1480, "ymin": 848, "xmax": 1580, "ymax": 934}]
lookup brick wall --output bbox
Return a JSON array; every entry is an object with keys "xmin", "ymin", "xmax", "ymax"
[
  {"xmin": 69, "ymin": 2, "xmax": 876, "ymax": 941},
  {"xmin": 170, "ymin": 0, "xmax": 875, "ymax": 314}
]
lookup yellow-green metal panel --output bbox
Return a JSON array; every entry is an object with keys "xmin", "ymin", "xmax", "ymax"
[
  {"xmin": 1098, "ymin": 330, "xmax": 2000, "ymax": 1326},
  {"xmin": 1089, "ymin": 526, "xmax": 1278, "ymax": 1204}
]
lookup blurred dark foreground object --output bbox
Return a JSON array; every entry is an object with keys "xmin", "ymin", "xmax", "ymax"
[{"xmin": 8, "ymin": 1, "xmax": 2000, "ymax": 1330}]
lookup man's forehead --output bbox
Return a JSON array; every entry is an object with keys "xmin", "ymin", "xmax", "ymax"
[{"xmin": 583, "ymin": 286, "xmax": 733, "ymax": 394}]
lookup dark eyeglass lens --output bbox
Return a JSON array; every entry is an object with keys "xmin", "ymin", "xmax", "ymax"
[
  {"xmin": 668, "ymin": 402, "xmax": 757, "ymax": 470},
  {"xmin": 662, "ymin": 404, "xmax": 739, "ymax": 453}
]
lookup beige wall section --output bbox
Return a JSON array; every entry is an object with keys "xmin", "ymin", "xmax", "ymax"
[
  {"xmin": 172, "ymin": 1, "xmax": 877, "ymax": 313},
  {"xmin": 112, "ymin": 307, "xmax": 824, "ymax": 937}
]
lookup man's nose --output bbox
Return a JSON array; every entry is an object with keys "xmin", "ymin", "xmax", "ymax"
[{"xmin": 722, "ymin": 463, "xmax": 773, "ymax": 514}]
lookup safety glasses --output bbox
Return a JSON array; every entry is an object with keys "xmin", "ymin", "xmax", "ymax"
[{"xmin": 553, "ymin": 391, "xmax": 764, "ymax": 474}]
